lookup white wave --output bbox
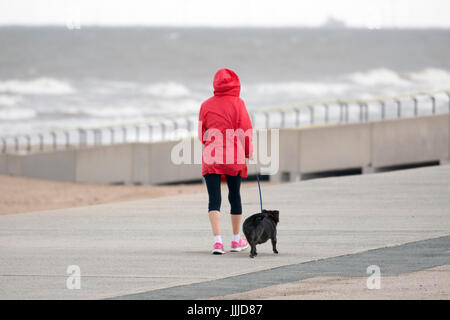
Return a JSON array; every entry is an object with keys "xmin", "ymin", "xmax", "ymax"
[
  {"xmin": 0, "ymin": 108, "xmax": 37, "ymax": 120},
  {"xmin": 347, "ymin": 68, "xmax": 410, "ymax": 87},
  {"xmin": 252, "ymin": 81, "xmax": 350, "ymax": 96},
  {"xmin": 88, "ymin": 80, "xmax": 138, "ymax": 95},
  {"xmin": 0, "ymin": 95, "xmax": 22, "ymax": 106},
  {"xmin": 81, "ymin": 106, "xmax": 144, "ymax": 118},
  {"xmin": 142, "ymin": 81, "xmax": 190, "ymax": 98},
  {"xmin": 407, "ymin": 68, "xmax": 450, "ymax": 84},
  {"xmin": 155, "ymin": 99, "xmax": 202, "ymax": 115},
  {"xmin": 0, "ymin": 77, "xmax": 76, "ymax": 95}
]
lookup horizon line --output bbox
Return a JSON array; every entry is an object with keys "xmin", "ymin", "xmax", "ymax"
[{"xmin": 0, "ymin": 23, "xmax": 449, "ymax": 30}]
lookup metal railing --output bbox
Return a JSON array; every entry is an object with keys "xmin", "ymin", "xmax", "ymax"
[{"xmin": 1, "ymin": 90, "xmax": 449, "ymax": 154}]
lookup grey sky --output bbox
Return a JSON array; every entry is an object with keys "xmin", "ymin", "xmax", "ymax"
[{"xmin": 0, "ymin": 0, "xmax": 448, "ymax": 28}]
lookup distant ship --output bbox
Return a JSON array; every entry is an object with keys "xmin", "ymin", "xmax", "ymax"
[{"xmin": 321, "ymin": 16, "xmax": 348, "ymax": 29}]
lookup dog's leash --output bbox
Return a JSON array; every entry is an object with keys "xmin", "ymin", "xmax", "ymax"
[{"xmin": 256, "ymin": 174, "xmax": 263, "ymax": 213}]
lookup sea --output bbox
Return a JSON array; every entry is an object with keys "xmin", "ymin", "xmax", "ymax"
[{"xmin": 0, "ymin": 27, "xmax": 450, "ymax": 137}]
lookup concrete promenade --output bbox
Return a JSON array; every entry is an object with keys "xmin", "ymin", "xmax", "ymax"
[{"xmin": 0, "ymin": 165, "xmax": 449, "ymax": 299}]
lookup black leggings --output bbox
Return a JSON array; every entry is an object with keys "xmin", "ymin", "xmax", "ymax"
[{"xmin": 204, "ymin": 174, "xmax": 242, "ymax": 215}]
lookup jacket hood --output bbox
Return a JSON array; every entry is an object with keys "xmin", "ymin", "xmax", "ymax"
[{"xmin": 213, "ymin": 68, "xmax": 240, "ymax": 97}]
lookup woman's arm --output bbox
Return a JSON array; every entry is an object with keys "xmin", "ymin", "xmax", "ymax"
[
  {"xmin": 198, "ymin": 104, "xmax": 207, "ymax": 144},
  {"xmin": 238, "ymin": 100, "xmax": 253, "ymax": 159}
]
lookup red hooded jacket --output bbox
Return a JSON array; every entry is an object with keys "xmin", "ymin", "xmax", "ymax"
[{"xmin": 198, "ymin": 69, "xmax": 253, "ymax": 178}]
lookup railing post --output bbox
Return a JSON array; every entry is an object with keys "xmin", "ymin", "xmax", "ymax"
[
  {"xmin": 109, "ymin": 127, "xmax": 115, "ymax": 145},
  {"xmin": 364, "ymin": 103, "xmax": 369, "ymax": 122},
  {"xmin": 94, "ymin": 129, "xmax": 102, "ymax": 145},
  {"xmin": 447, "ymin": 92, "xmax": 450, "ymax": 112},
  {"xmin": 412, "ymin": 96, "xmax": 419, "ymax": 117},
  {"xmin": 78, "ymin": 129, "xmax": 86, "ymax": 147},
  {"xmin": 308, "ymin": 105, "xmax": 314, "ymax": 125},
  {"xmin": 358, "ymin": 102, "xmax": 369, "ymax": 122},
  {"xmin": 122, "ymin": 126, "xmax": 127, "ymax": 144},
  {"xmin": 14, "ymin": 136, "xmax": 19, "ymax": 152},
  {"xmin": 1, "ymin": 137, "xmax": 7, "ymax": 154},
  {"xmin": 172, "ymin": 120, "xmax": 179, "ymax": 140},
  {"xmin": 344, "ymin": 103, "xmax": 349, "ymax": 123},
  {"xmin": 338, "ymin": 101, "xmax": 344, "ymax": 123},
  {"xmin": 280, "ymin": 110, "xmax": 286, "ymax": 128},
  {"xmin": 98, "ymin": 129, "xmax": 102, "ymax": 145},
  {"xmin": 39, "ymin": 133, "xmax": 44, "ymax": 151},
  {"xmin": 51, "ymin": 132, "xmax": 57, "ymax": 150},
  {"xmin": 147, "ymin": 124, "xmax": 152, "ymax": 142},
  {"xmin": 358, "ymin": 102, "xmax": 364, "ymax": 122},
  {"xmin": 160, "ymin": 121, "xmax": 166, "ymax": 141},
  {"xmin": 379, "ymin": 100, "xmax": 386, "ymax": 120},
  {"xmin": 135, "ymin": 125, "xmax": 140, "ymax": 143},
  {"xmin": 294, "ymin": 108, "xmax": 301, "ymax": 127},
  {"xmin": 264, "ymin": 112, "xmax": 270, "ymax": 129},
  {"xmin": 64, "ymin": 131, "xmax": 70, "ymax": 149},
  {"xmin": 98, "ymin": 129, "xmax": 103, "ymax": 145},
  {"xmin": 428, "ymin": 94, "xmax": 436, "ymax": 114},
  {"xmin": 338, "ymin": 102, "xmax": 349, "ymax": 123},
  {"xmin": 323, "ymin": 104, "xmax": 329, "ymax": 123},
  {"xmin": 26, "ymin": 135, "xmax": 31, "ymax": 152},
  {"xmin": 186, "ymin": 118, "xmax": 193, "ymax": 136},
  {"xmin": 394, "ymin": 99, "xmax": 401, "ymax": 118}
]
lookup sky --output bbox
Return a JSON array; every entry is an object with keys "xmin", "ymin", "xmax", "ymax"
[{"xmin": 0, "ymin": 0, "xmax": 449, "ymax": 29}]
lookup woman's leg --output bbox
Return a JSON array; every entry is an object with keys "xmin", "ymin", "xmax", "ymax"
[
  {"xmin": 231, "ymin": 214, "xmax": 242, "ymax": 237},
  {"xmin": 226, "ymin": 174, "xmax": 249, "ymax": 251},
  {"xmin": 226, "ymin": 174, "xmax": 242, "ymax": 236},
  {"xmin": 204, "ymin": 174, "xmax": 222, "ymax": 237},
  {"xmin": 209, "ymin": 210, "xmax": 221, "ymax": 237}
]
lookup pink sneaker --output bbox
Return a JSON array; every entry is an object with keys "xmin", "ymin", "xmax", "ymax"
[
  {"xmin": 230, "ymin": 238, "xmax": 249, "ymax": 252},
  {"xmin": 212, "ymin": 242, "xmax": 225, "ymax": 255}
]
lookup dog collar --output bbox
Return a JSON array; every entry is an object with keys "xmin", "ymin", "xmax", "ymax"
[{"xmin": 266, "ymin": 211, "xmax": 275, "ymax": 218}]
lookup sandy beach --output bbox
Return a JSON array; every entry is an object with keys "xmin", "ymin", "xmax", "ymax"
[{"xmin": 0, "ymin": 174, "xmax": 275, "ymax": 215}]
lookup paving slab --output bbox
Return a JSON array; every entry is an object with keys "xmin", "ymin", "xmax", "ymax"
[{"xmin": 0, "ymin": 165, "xmax": 449, "ymax": 299}]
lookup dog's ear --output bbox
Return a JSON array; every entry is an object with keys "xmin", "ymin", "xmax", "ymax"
[
  {"xmin": 272, "ymin": 210, "xmax": 279, "ymax": 223},
  {"xmin": 265, "ymin": 210, "xmax": 279, "ymax": 223}
]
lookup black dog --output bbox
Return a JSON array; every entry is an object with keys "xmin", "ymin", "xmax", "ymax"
[{"xmin": 243, "ymin": 209, "xmax": 279, "ymax": 258}]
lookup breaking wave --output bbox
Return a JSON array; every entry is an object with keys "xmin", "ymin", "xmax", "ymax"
[
  {"xmin": 0, "ymin": 108, "xmax": 37, "ymax": 120},
  {"xmin": 0, "ymin": 77, "xmax": 76, "ymax": 95},
  {"xmin": 142, "ymin": 81, "xmax": 190, "ymax": 98},
  {"xmin": 252, "ymin": 81, "xmax": 351, "ymax": 97},
  {"xmin": 347, "ymin": 68, "xmax": 411, "ymax": 87}
]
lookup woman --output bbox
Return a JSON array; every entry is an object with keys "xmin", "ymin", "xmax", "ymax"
[{"xmin": 198, "ymin": 68, "xmax": 253, "ymax": 255}]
